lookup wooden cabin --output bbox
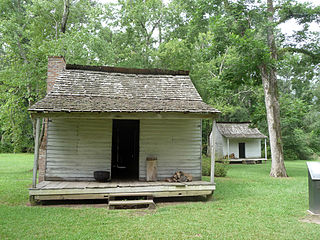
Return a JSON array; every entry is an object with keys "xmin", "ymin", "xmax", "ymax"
[
  {"xmin": 28, "ymin": 56, "xmax": 220, "ymax": 206},
  {"xmin": 210, "ymin": 122, "xmax": 267, "ymax": 163}
]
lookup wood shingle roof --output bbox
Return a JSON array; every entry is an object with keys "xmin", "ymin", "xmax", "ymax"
[
  {"xmin": 29, "ymin": 65, "xmax": 219, "ymax": 115},
  {"xmin": 217, "ymin": 122, "xmax": 267, "ymax": 139}
]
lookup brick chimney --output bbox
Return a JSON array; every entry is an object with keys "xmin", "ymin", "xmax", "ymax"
[{"xmin": 47, "ymin": 56, "xmax": 66, "ymax": 93}]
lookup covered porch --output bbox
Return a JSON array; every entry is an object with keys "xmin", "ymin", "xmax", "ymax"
[
  {"xmin": 218, "ymin": 158, "xmax": 267, "ymax": 164},
  {"xmin": 30, "ymin": 113, "xmax": 219, "ymax": 205},
  {"xmin": 223, "ymin": 137, "xmax": 268, "ymax": 163},
  {"xmin": 29, "ymin": 180, "xmax": 215, "ymax": 204}
]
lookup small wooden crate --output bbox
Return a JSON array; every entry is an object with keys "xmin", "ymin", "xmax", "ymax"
[{"xmin": 146, "ymin": 157, "xmax": 157, "ymax": 181}]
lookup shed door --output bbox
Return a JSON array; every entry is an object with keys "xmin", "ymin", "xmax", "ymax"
[
  {"xmin": 112, "ymin": 120, "xmax": 139, "ymax": 180},
  {"xmin": 239, "ymin": 143, "xmax": 246, "ymax": 158}
]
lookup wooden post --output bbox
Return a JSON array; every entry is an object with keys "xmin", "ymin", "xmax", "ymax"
[
  {"xmin": 210, "ymin": 119, "xmax": 216, "ymax": 184},
  {"xmin": 264, "ymin": 138, "xmax": 267, "ymax": 160},
  {"xmin": 32, "ymin": 118, "xmax": 41, "ymax": 188},
  {"xmin": 227, "ymin": 138, "xmax": 230, "ymax": 161},
  {"xmin": 146, "ymin": 157, "xmax": 157, "ymax": 181}
]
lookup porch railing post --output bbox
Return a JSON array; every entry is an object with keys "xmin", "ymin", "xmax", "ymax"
[
  {"xmin": 227, "ymin": 138, "xmax": 230, "ymax": 161},
  {"xmin": 32, "ymin": 118, "xmax": 41, "ymax": 188},
  {"xmin": 210, "ymin": 119, "xmax": 216, "ymax": 184},
  {"xmin": 264, "ymin": 138, "xmax": 267, "ymax": 160}
]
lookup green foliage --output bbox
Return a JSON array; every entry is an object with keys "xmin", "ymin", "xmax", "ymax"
[
  {"xmin": 156, "ymin": 39, "xmax": 191, "ymax": 70},
  {"xmin": 0, "ymin": 0, "xmax": 319, "ymax": 160},
  {"xmin": 214, "ymin": 162, "xmax": 229, "ymax": 177},
  {"xmin": 0, "ymin": 0, "xmax": 113, "ymax": 152},
  {"xmin": 202, "ymin": 156, "xmax": 229, "ymax": 177}
]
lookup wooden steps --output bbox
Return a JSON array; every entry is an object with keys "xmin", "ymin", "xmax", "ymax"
[
  {"xmin": 108, "ymin": 199, "xmax": 156, "ymax": 209},
  {"xmin": 108, "ymin": 193, "xmax": 155, "ymax": 209}
]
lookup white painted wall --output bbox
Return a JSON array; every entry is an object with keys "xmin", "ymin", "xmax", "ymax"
[
  {"xmin": 210, "ymin": 124, "xmax": 225, "ymax": 160},
  {"xmin": 46, "ymin": 118, "xmax": 112, "ymax": 181},
  {"xmin": 224, "ymin": 138, "xmax": 262, "ymax": 158},
  {"xmin": 139, "ymin": 119, "xmax": 202, "ymax": 180},
  {"xmin": 211, "ymin": 124, "xmax": 263, "ymax": 160},
  {"xmin": 46, "ymin": 118, "xmax": 202, "ymax": 181}
]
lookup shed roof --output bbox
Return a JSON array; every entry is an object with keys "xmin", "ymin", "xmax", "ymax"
[
  {"xmin": 217, "ymin": 122, "xmax": 267, "ymax": 139},
  {"xmin": 29, "ymin": 64, "xmax": 219, "ymax": 116}
]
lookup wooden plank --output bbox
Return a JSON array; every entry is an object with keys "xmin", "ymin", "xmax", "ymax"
[
  {"xmin": 153, "ymin": 190, "xmax": 212, "ymax": 197},
  {"xmin": 45, "ymin": 118, "xmax": 112, "ymax": 180},
  {"xmin": 45, "ymin": 181, "xmax": 68, "ymax": 189},
  {"xmin": 32, "ymin": 118, "xmax": 41, "ymax": 188},
  {"xmin": 35, "ymin": 181, "xmax": 48, "ymax": 189},
  {"xmin": 35, "ymin": 194, "xmax": 109, "ymax": 200},
  {"xmin": 211, "ymin": 119, "xmax": 216, "ymax": 184},
  {"xmin": 139, "ymin": 119, "xmax": 202, "ymax": 180},
  {"xmin": 146, "ymin": 159, "xmax": 157, "ymax": 181},
  {"xmin": 33, "ymin": 190, "xmax": 213, "ymax": 201},
  {"xmin": 109, "ymin": 200, "xmax": 154, "ymax": 206},
  {"xmin": 265, "ymin": 138, "xmax": 267, "ymax": 160},
  {"xmin": 29, "ymin": 184, "xmax": 215, "ymax": 196},
  {"xmin": 34, "ymin": 180, "xmax": 212, "ymax": 188},
  {"xmin": 109, "ymin": 192, "xmax": 153, "ymax": 197}
]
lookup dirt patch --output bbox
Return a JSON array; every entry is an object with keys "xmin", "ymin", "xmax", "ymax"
[{"xmin": 300, "ymin": 212, "xmax": 320, "ymax": 224}]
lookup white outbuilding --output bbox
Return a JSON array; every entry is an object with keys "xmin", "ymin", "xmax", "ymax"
[{"xmin": 211, "ymin": 122, "xmax": 267, "ymax": 163}]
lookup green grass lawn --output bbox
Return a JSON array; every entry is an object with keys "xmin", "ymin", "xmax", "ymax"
[{"xmin": 0, "ymin": 154, "xmax": 319, "ymax": 239}]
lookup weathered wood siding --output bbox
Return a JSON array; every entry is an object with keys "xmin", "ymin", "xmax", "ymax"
[
  {"xmin": 227, "ymin": 139, "xmax": 262, "ymax": 158},
  {"xmin": 210, "ymin": 124, "xmax": 225, "ymax": 160},
  {"xmin": 46, "ymin": 119, "xmax": 112, "ymax": 181},
  {"xmin": 139, "ymin": 119, "xmax": 202, "ymax": 180}
]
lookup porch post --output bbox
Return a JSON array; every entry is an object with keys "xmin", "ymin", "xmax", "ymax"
[
  {"xmin": 210, "ymin": 119, "xmax": 216, "ymax": 184},
  {"xmin": 32, "ymin": 118, "xmax": 41, "ymax": 188},
  {"xmin": 227, "ymin": 138, "xmax": 230, "ymax": 161},
  {"xmin": 264, "ymin": 138, "xmax": 267, "ymax": 160}
]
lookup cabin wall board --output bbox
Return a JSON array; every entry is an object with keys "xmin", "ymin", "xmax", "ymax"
[
  {"xmin": 210, "ymin": 124, "xmax": 225, "ymax": 160},
  {"xmin": 139, "ymin": 119, "xmax": 202, "ymax": 180},
  {"xmin": 46, "ymin": 118, "xmax": 112, "ymax": 181},
  {"xmin": 226, "ymin": 138, "xmax": 261, "ymax": 158},
  {"xmin": 46, "ymin": 118, "xmax": 202, "ymax": 181}
]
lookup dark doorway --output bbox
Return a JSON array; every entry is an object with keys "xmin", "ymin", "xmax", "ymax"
[
  {"xmin": 112, "ymin": 120, "xmax": 139, "ymax": 180},
  {"xmin": 239, "ymin": 143, "xmax": 246, "ymax": 158}
]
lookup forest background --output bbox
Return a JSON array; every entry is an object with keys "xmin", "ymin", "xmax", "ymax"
[{"xmin": 0, "ymin": 0, "xmax": 319, "ymax": 161}]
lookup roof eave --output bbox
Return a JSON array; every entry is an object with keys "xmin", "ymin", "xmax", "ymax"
[
  {"xmin": 222, "ymin": 134, "xmax": 267, "ymax": 139},
  {"xmin": 29, "ymin": 110, "xmax": 220, "ymax": 120}
]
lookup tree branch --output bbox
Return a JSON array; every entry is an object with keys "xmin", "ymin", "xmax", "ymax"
[
  {"xmin": 280, "ymin": 47, "xmax": 320, "ymax": 63},
  {"xmin": 61, "ymin": 0, "xmax": 70, "ymax": 33}
]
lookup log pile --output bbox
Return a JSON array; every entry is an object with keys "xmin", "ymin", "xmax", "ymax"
[
  {"xmin": 224, "ymin": 153, "xmax": 235, "ymax": 159},
  {"xmin": 165, "ymin": 171, "xmax": 192, "ymax": 182}
]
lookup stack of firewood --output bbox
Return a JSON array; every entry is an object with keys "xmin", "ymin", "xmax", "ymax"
[
  {"xmin": 224, "ymin": 153, "xmax": 235, "ymax": 159},
  {"xmin": 165, "ymin": 171, "xmax": 192, "ymax": 182}
]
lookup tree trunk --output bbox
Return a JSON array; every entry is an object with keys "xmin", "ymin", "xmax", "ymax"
[
  {"xmin": 260, "ymin": 64, "xmax": 287, "ymax": 177},
  {"xmin": 262, "ymin": 0, "xmax": 287, "ymax": 177},
  {"xmin": 61, "ymin": 0, "xmax": 70, "ymax": 33}
]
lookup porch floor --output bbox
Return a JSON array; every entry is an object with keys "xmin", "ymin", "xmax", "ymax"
[
  {"xmin": 29, "ymin": 180, "xmax": 215, "ymax": 202},
  {"xmin": 217, "ymin": 158, "xmax": 267, "ymax": 163}
]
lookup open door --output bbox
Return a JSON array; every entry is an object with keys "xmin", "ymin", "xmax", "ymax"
[
  {"xmin": 239, "ymin": 142, "xmax": 246, "ymax": 158},
  {"xmin": 112, "ymin": 120, "xmax": 139, "ymax": 180}
]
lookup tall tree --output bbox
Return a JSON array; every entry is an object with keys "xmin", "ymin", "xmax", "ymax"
[
  {"xmin": 212, "ymin": 0, "xmax": 319, "ymax": 176},
  {"xmin": 261, "ymin": 0, "xmax": 287, "ymax": 177}
]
